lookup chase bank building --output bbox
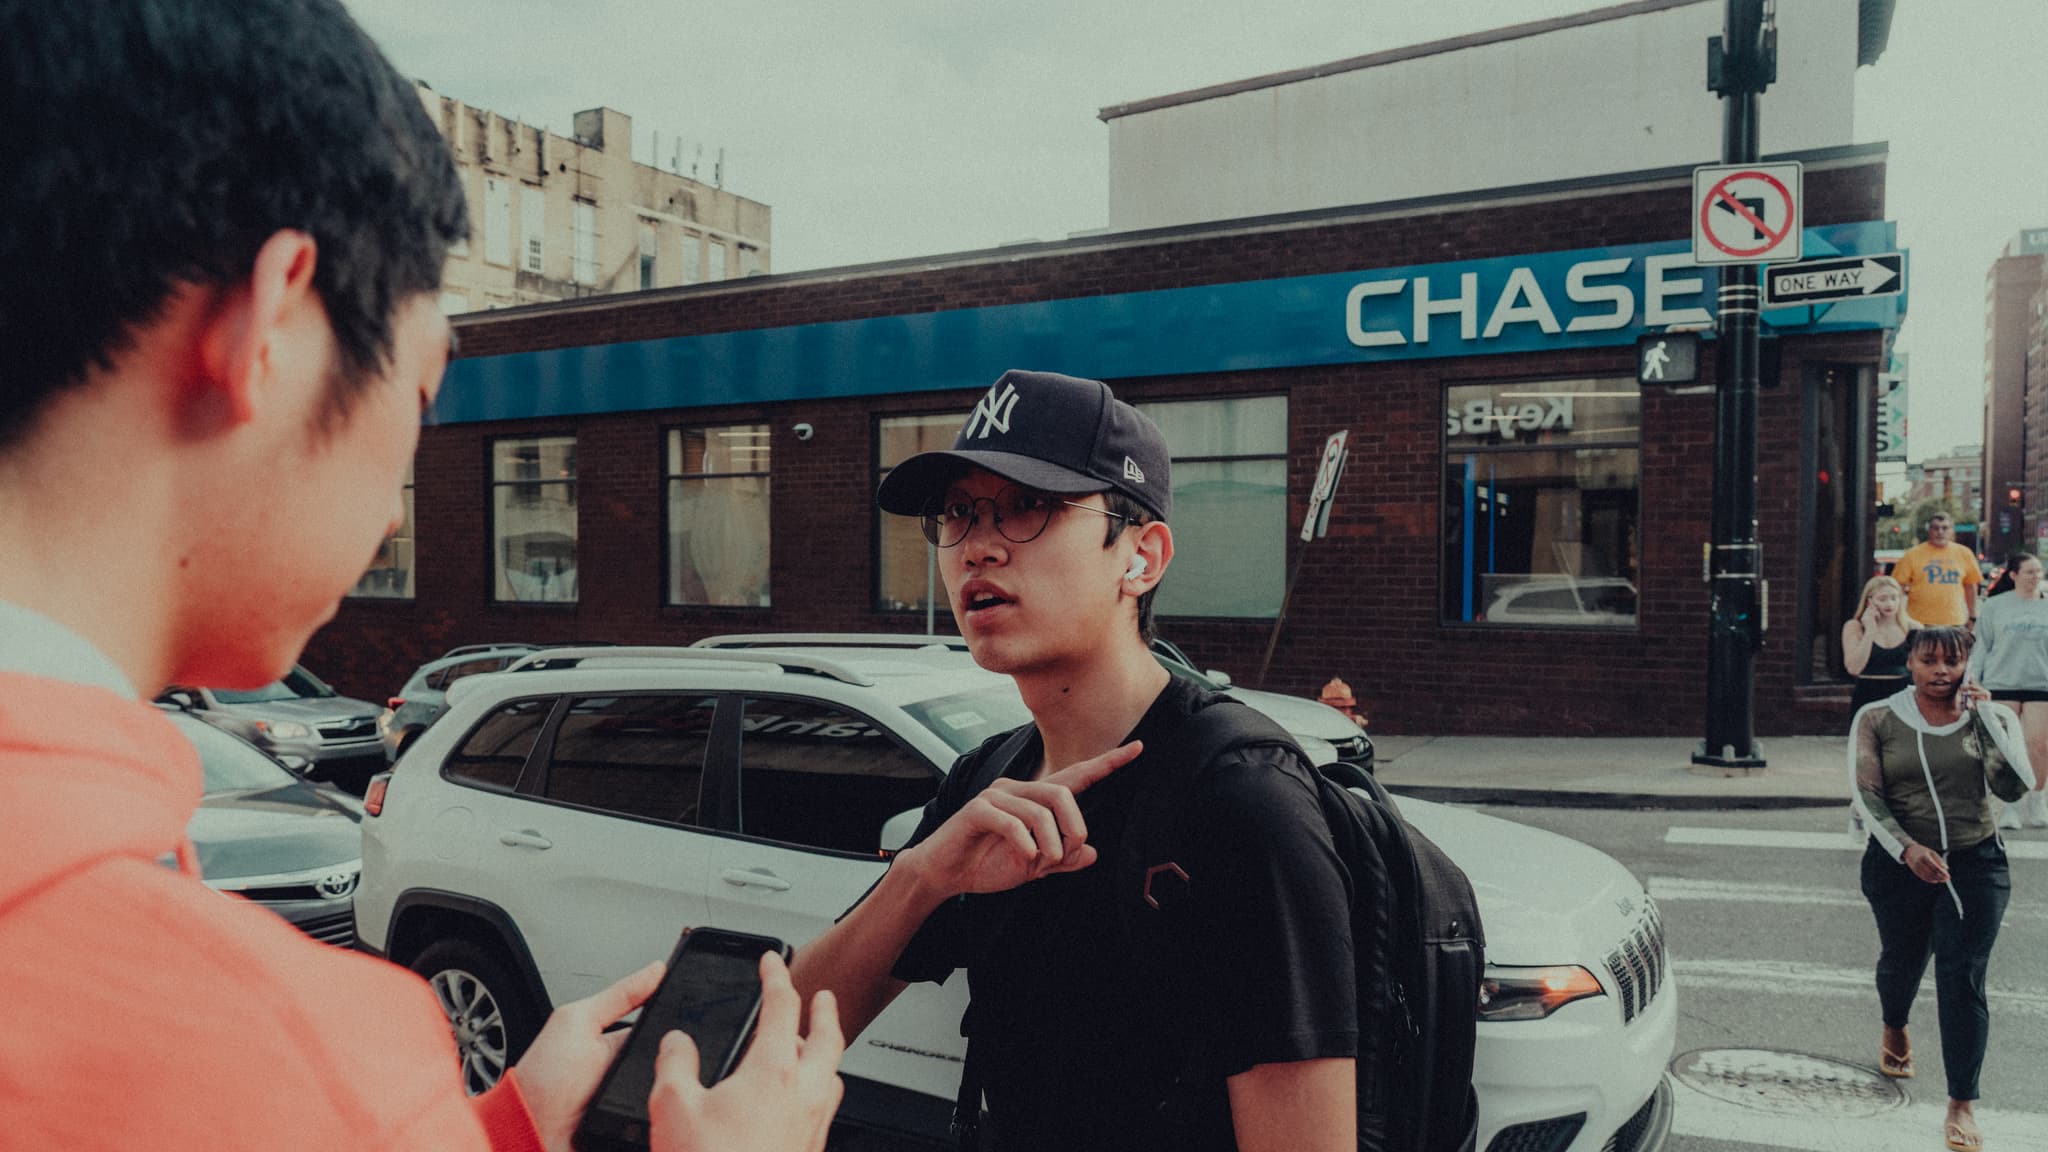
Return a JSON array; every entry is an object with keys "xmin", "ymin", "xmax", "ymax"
[{"xmin": 314, "ymin": 1, "xmax": 1904, "ymax": 737}]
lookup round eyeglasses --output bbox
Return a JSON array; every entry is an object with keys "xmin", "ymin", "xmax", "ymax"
[{"xmin": 919, "ymin": 484, "xmax": 1131, "ymax": 548}]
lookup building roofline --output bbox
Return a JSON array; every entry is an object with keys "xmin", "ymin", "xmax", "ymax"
[
  {"xmin": 450, "ymin": 140, "xmax": 1887, "ymax": 335},
  {"xmin": 1098, "ymin": 0, "xmax": 1711, "ymax": 122}
]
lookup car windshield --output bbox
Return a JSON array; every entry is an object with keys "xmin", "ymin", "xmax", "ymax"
[
  {"xmin": 899, "ymin": 684, "xmax": 1035, "ymax": 755},
  {"xmin": 173, "ymin": 716, "xmax": 298, "ymax": 794},
  {"xmin": 210, "ymin": 666, "xmax": 335, "ymax": 705}
]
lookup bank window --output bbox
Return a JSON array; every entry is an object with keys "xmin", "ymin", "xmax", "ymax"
[
  {"xmin": 1442, "ymin": 377, "xmax": 1640, "ymax": 628},
  {"xmin": 707, "ymin": 240, "xmax": 726, "ymax": 281},
  {"xmin": 493, "ymin": 436, "xmax": 578, "ymax": 603},
  {"xmin": 668, "ymin": 424, "xmax": 771, "ymax": 607},
  {"xmin": 351, "ymin": 461, "xmax": 414, "ymax": 599},
  {"xmin": 542, "ymin": 695, "xmax": 714, "ymax": 825},
  {"xmin": 876, "ymin": 412, "xmax": 965, "ymax": 612},
  {"xmin": 639, "ymin": 225, "xmax": 658, "ymax": 290},
  {"xmin": 1134, "ymin": 397, "xmax": 1288, "ymax": 618},
  {"xmin": 737, "ymin": 697, "xmax": 937, "ymax": 855}
]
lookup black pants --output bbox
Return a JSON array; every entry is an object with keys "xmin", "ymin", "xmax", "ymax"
[{"xmin": 1860, "ymin": 837, "xmax": 2011, "ymax": 1100}]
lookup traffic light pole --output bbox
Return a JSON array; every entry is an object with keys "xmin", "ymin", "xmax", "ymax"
[{"xmin": 1694, "ymin": 0, "xmax": 1771, "ymax": 769}]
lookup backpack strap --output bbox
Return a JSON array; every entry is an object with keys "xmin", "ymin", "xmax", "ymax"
[
  {"xmin": 950, "ymin": 721, "xmax": 1040, "ymax": 1152},
  {"xmin": 1116, "ymin": 695, "xmax": 1305, "ymax": 1134}
]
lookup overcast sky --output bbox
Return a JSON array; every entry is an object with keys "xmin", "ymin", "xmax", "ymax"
[{"xmin": 346, "ymin": 0, "xmax": 2047, "ymax": 465}]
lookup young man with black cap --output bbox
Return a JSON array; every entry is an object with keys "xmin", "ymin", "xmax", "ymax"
[{"xmin": 792, "ymin": 370, "xmax": 1356, "ymax": 1151}]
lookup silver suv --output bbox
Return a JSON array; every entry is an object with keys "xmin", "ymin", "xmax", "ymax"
[
  {"xmin": 378, "ymin": 644, "xmax": 543, "ymax": 761},
  {"xmin": 159, "ymin": 664, "xmax": 385, "ymax": 791}
]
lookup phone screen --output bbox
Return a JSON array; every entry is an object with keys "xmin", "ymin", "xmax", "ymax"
[{"xmin": 592, "ymin": 931, "xmax": 781, "ymax": 1125}]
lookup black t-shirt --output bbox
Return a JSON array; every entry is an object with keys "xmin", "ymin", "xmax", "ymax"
[{"xmin": 877, "ymin": 677, "xmax": 1355, "ymax": 1152}]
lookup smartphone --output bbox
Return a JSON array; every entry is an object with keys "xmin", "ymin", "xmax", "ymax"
[{"xmin": 573, "ymin": 927, "xmax": 791, "ymax": 1152}]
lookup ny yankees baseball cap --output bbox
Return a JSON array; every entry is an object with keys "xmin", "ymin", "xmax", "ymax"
[{"xmin": 877, "ymin": 370, "xmax": 1172, "ymax": 523}]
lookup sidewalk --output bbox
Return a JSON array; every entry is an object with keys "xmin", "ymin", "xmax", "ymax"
[{"xmin": 1371, "ymin": 733, "xmax": 1853, "ymax": 810}]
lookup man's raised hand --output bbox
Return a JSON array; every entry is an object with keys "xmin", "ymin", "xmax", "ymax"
[{"xmin": 904, "ymin": 740, "xmax": 1142, "ymax": 896}]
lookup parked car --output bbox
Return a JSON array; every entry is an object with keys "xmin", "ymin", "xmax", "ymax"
[
  {"xmin": 691, "ymin": 632, "xmax": 1374, "ymax": 772},
  {"xmin": 1482, "ymin": 577, "xmax": 1637, "ymax": 627},
  {"xmin": 379, "ymin": 644, "xmax": 544, "ymax": 762},
  {"xmin": 157, "ymin": 664, "xmax": 386, "ymax": 791},
  {"xmin": 356, "ymin": 645, "xmax": 1674, "ymax": 1151},
  {"xmin": 164, "ymin": 708, "xmax": 364, "ymax": 948}
]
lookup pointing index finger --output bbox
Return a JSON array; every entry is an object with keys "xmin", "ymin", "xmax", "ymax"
[{"xmin": 1046, "ymin": 740, "xmax": 1142, "ymax": 794}]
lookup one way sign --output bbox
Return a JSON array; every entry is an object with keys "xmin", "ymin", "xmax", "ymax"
[{"xmin": 1763, "ymin": 252, "xmax": 1906, "ymax": 307}]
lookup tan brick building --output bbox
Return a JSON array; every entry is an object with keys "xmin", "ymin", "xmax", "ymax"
[{"xmin": 417, "ymin": 85, "xmax": 770, "ymax": 313}]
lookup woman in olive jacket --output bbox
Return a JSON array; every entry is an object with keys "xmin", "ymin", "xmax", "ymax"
[{"xmin": 1849, "ymin": 626, "xmax": 2041, "ymax": 1152}]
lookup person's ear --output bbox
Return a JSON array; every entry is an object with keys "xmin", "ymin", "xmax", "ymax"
[
  {"xmin": 1123, "ymin": 521, "xmax": 1172, "ymax": 593},
  {"xmin": 196, "ymin": 230, "xmax": 320, "ymax": 427}
]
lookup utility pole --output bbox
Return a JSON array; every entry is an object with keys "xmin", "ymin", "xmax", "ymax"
[{"xmin": 1693, "ymin": 0, "xmax": 1775, "ymax": 770}]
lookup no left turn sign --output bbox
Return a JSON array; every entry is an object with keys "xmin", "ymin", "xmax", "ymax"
[{"xmin": 1692, "ymin": 161, "xmax": 1802, "ymax": 265}]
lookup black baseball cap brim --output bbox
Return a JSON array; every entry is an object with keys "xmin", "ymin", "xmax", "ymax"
[{"xmin": 876, "ymin": 449, "xmax": 1108, "ymax": 516}]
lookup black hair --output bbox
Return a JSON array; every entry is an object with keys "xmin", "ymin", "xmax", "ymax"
[
  {"xmin": 0, "ymin": 0, "xmax": 469, "ymax": 449},
  {"xmin": 2007, "ymin": 551, "xmax": 2039, "ymax": 571},
  {"xmin": 1908, "ymin": 625, "xmax": 1973, "ymax": 666},
  {"xmin": 1101, "ymin": 491, "xmax": 1157, "ymax": 642}
]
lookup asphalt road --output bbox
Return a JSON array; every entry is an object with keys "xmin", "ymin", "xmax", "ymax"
[{"xmin": 1474, "ymin": 802, "xmax": 2048, "ymax": 1152}]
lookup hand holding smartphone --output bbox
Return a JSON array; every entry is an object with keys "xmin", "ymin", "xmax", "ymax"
[{"xmin": 574, "ymin": 928, "xmax": 791, "ymax": 1152}]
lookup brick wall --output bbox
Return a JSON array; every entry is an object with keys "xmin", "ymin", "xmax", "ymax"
[{"xmin": 307, "ymin": 158, "xmax": 1888, "ymax": 738}]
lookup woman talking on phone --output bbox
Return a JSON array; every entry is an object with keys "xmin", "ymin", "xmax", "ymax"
[
  {"xmin": 1843, "ymin": 575, "xmax": 1918, "ymax": 714},
  {"xmin": 1849, "ymin": 626, "xmax": 2039, "ymax": 1152},
  {"xmin": 1965, "ymin": 552, "xmax": 2048, "ymax": 828}
]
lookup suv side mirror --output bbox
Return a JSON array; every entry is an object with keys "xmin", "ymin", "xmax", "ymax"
[
  {"xmin": 1205, "ymin": 670, "xmax": 1233, "ymax": 688},
  {"xmin": 161, "ymin": 689, "xmax": 201, "ymax": 710},
  {"xmin": 879, "ymin": 807, "xmax": 923, "ymax": 857}
]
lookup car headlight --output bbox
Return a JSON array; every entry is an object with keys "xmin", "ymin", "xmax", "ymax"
[
  {"xmin": 253, "ymin": 719, "xmax": 313, "ymax": 741},
  {"xmin": 1478, "ymin": 965, "xmax": 1606, "ymax": 1021}
]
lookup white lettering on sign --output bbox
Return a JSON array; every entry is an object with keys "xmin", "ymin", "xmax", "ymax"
[
  {"xmin": 1344, "ymin": 279, "xmax": 1407, "ymax": 347},
  {"xmin": 1644, "ymin": 253, "xmax": 1712, "ymax": 326},
  {"xmin": 1415, "ymin": 272, "xmax": 1479, "ymax": 343},
  {"xmin": 1482, "ymin": 267, "xmax": 1562, "ymax": 338},
  {"xmin": 1345, "ymin": 255, "xmax": 1711, "ymax": 350},
  {"xmin": 1444, "ymin": 397, "xmax": 1575, "ymax": 440},
  {"xmin": 1564, "ymin": 257, "xmax": 1635, "ymax": 332}
]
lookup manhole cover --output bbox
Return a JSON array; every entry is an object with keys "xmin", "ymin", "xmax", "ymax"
[{"xmin": 1671, "ymin": 1048, "xmax": 1906, "ymax": 1118}]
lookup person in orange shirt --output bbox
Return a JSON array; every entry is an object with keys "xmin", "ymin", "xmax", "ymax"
[
  {"xmin": 0, "ymin": 3, "xmax": 842, "ymax": 1150},
  {"xmin": 1893, "ymin": 514, "xmax": 1984, "ymax": 629}
]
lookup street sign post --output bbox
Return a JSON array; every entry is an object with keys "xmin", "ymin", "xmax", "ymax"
[
  {"xmin": 1693, "ymin": 0, "xmax": 1776, "ymax": 771},
  {"xmin": 1262, "ymin": 430, "xmax": 1349, "ymax": 687},
  {"xmin": 1692, "ymin": 161, "xmax": 1802, "ymax": 266},
  {"xmin": 1763, "ymin": 253, "xmax": 1904, "ymax": 307},
  {"xmin": 1301, "ymin": 430, "xmax": 1349, "ymax": 542}
]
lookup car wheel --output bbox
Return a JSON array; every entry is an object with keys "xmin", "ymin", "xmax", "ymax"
[{"xmin": 411, "ymin": 938, "xmax": 542, "ymax": 1096}]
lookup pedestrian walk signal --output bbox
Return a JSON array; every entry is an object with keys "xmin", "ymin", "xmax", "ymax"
[{"xmin": 1637, "ymin": 331, "xmax": 1699, "ymax": 386}]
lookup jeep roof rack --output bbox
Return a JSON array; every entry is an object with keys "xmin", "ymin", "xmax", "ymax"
[
  {"xmin": 501, "ymin": 645, "xmax": 878, "ymax": 687},
  {"xmin": 692, "ymin": 632, "xmax": 969, "ymax": 651}
]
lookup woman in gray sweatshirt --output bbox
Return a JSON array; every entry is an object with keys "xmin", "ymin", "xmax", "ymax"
[{"xmin": 1965, "ymin": 552, "xmax": 2048, "ymax": 828}]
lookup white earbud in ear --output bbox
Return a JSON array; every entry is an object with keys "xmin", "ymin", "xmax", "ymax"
[{"xmin": 1124, "ymin": 555, "xmax": 1149, "ymax": 582}]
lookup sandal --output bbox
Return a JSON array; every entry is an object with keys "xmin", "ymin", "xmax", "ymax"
[
  {"xmin": 1945, "ymin": 1117, "xmax": 1983, "ymax": 1151},
  {"xmin": 1879, "ymin": 1044, "xmax": 1913, "ymax": 1078}
]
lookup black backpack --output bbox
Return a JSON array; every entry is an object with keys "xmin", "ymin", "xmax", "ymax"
[{"xmin": 952, "ymin": 693, "xmax": 1484, "ymax": 1152}]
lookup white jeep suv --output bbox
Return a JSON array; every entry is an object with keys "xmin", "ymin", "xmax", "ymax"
[{"xmin": 355, "ymin": 645, "xmax": 1674, "ymax": 1152}]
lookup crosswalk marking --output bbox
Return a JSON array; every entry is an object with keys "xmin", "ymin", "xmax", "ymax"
[
  {"xmin": 1665, "ymin": 826, "xmax": 2048, "ymax": 860},
  {"xmin": 1669, "ymin": 1074, "xmax": 2048, "ymax": 1152},
  {"xmin": 1649, "ymin": 876, "xmax": 1866, "ymax": 908},
  {"xmin": 1671, "ymin": 958, "xmax": 2048, "ymax": 1018}
]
